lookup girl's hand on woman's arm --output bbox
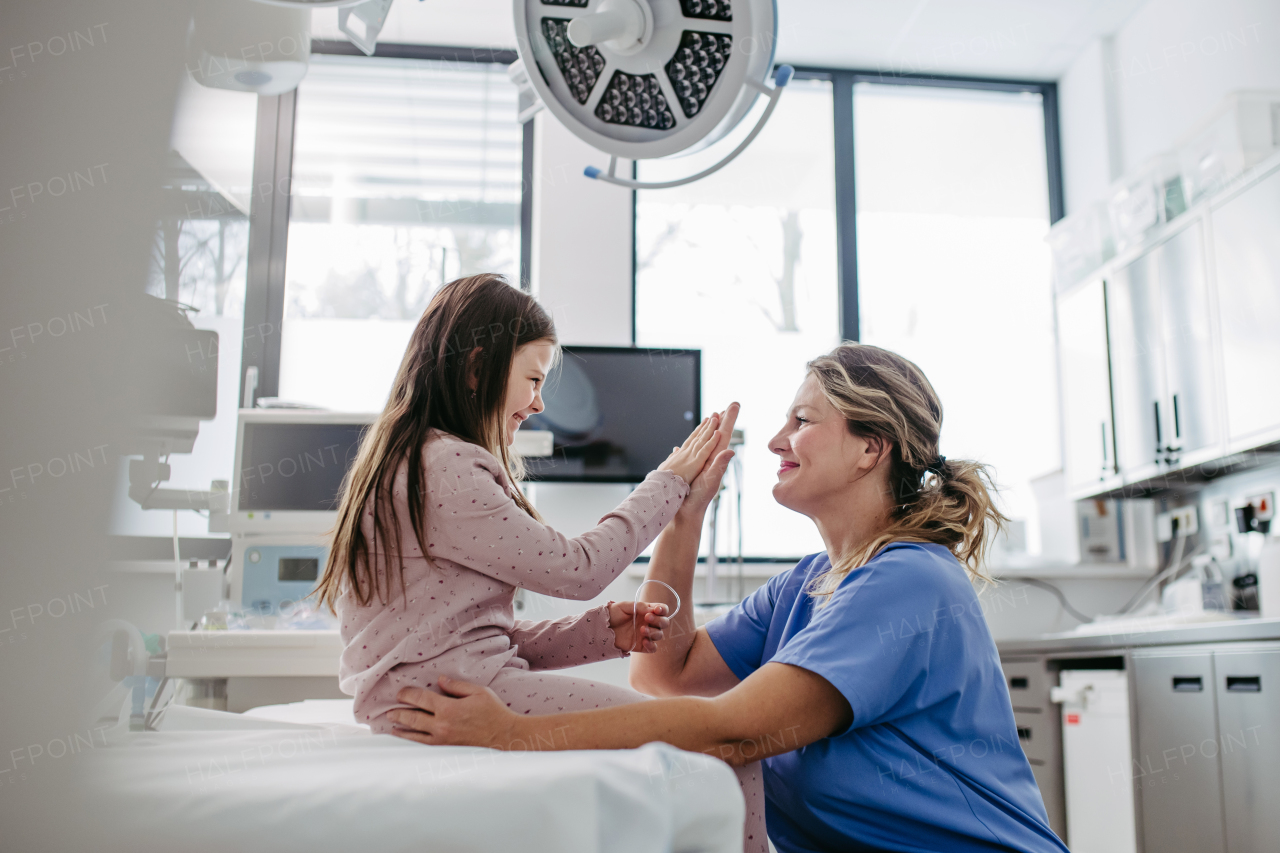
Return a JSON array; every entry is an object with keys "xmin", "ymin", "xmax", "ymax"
[{"xmin": 607, "ymin": 600, "xmax": 670, "ymax": 654}]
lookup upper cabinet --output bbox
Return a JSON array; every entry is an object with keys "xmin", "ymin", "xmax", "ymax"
[
  {"xmin": 1108, "ymin": 220, "xmax": 1221, "ymax": 483},
  {"xmin": 1056, "ymin": 154, "xmax": 1280, "ymax": 498},
  {"xmin": 1157, "ymin": 222, "xmax": 1221, "ymax": 464},
  {"xmin": 1058, "ymin": 278, "xmax": 1120, "ymax": 494},
  {"xmin": 1107, "ymin": 248, "xmax": 1167, "ymax": 482},
  {"xmin": 1212, "ymin": 167, "xmax": 1280, "ymax": 451}
]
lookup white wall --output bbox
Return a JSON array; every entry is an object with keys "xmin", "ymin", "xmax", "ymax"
[
  {"xmin": 1059, "ymin": 0, "xmax": 1280, "ymax": 215},
  {"xmin": 530, "ymin": 111, "xmax": 635, "ymax": 345}
]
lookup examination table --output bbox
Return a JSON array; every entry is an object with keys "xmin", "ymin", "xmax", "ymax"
[{"xmin": 83, "ymin": 699, "xmax": 745, "ymax": 853}]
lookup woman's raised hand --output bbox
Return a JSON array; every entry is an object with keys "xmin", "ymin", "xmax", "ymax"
[
  {"xmin": 677, "ymin": 402, "xmax": 739, "ymax": 522},
  {"xmin": 657, "ymin": 412, "xmax": 721, "ymax": 485}
]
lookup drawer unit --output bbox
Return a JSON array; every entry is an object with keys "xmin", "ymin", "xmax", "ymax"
[
  {"xmin": 1001, "ymin": 656, "xmax": 1066, "ymax": 840},
  {"xmin": 1212, "ymin": 645, "xmax": 1280, "ymax": 853},
  {"xmin": 1131, "ymin": 648, "xmax": 1226, "ymax": 853}
]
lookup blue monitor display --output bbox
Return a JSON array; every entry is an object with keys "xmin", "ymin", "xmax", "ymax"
[{"xmin": 522, "ymin": 346, "xmax": 700, "ymax": 483}]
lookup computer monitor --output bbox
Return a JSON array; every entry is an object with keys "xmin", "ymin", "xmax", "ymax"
[
  {"xmin": 230, "ymin": 410, "xmax": 377, "ymax": 534},
  {"xmin": 520, "ymin": 346, "xmax": 701, "ymax": 483}
]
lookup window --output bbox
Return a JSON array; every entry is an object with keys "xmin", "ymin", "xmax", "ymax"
[
  {"xmin": 279, "ymin": 53, "xmax": 524, "ymax": 412},
  {"xmin": 636, "ymin": 78, "xmax": 838, "ymax": 559},
  {"xmin": 854, "ymin": 84, "xmax": 1056, "ymax": 554},
  {"xmin": 635, "ymin": 73, "xmax": 1061, "ymax": 559}
]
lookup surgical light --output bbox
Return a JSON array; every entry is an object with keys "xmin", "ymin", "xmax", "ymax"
[{"xmin": 511, "ymin": 0, "xmax": 793, "ymax": 190}]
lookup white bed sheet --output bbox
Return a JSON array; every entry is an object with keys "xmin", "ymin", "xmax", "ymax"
[{"xmin": 86, "ymin": 703, "xmax": 743, "ymax": 853}]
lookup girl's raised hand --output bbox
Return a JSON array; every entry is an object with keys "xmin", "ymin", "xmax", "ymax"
[{"xmin": 657, "ymin": 413, "xmax": 721, "ymax": 485}]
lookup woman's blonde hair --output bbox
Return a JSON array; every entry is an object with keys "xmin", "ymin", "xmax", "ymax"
[{"xmin": 805, "ymin": 343, "xmax": 1006, "ymax": 603}]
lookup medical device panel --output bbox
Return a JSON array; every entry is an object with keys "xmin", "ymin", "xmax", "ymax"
[{"xmin": 230, "ymin": 409, "xmax": 376, "ymax": 534}]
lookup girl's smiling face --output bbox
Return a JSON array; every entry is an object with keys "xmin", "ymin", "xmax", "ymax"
[{"xmin": 502, "ymin": 339, "xmax": 556, "ymax": 445}]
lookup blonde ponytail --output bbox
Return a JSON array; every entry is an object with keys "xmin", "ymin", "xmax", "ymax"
[{"xmin": 805, "ymin": 344, "xmax": 1007, "ymax": 604}]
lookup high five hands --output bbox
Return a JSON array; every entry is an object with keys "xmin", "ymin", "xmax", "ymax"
[
  {"xmin": 626, "ymin": 403, "xmax": 739, "ymax": 655},
  {"xmin": 678, "ymin": 402, "xmax": 739, "ymax": 522}
]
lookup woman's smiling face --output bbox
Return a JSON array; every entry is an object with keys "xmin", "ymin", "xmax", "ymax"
[{"xmin": 768, "ymin": 373, "xmax": 873, "ymax": 517}]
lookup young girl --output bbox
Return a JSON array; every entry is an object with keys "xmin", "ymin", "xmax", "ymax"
[{"xmin": 315, "ymin": 274, "xmax": 766, "ymax": 852}]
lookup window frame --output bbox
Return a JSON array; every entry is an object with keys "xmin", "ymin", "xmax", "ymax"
[
  {"xmin": 630, "ymin": 66, "xmax": 1064, "ymax": 562},
  {"xmin": 630, "ymin": 66, "xmax": 1064, "ymax": 345},
  {"xmin": 238, "ymin": 41, "xmax": 533, "ymax": 407}
]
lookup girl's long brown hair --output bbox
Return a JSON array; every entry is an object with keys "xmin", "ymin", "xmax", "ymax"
[
  {"xmin": 805, "ymin": 343, "xmax": 1007, "ymax": 604},
  {"xmin": 315, "ymin": 274, "xmax": 556, "ymax": 612}
]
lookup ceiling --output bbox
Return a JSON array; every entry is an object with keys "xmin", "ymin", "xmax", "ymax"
[
  {"xmin": 312, "ymin": 0, "xmax": 1151, "ymax": 81},
  {"xmin": 775, "ymin": 0, "xmax": 1148, "ymax": 78}
]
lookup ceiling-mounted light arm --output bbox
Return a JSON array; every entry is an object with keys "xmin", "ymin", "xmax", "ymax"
[{"xmin": 583, "ymin": 65, "xmax": 794, "ymax": 190}]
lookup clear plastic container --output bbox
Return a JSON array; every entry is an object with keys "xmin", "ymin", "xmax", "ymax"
[
  {"xmin": 1177, "ymin": 90, "xmax": 1280, "ymax": 203},
  {"xmin": 1047, "ymin": 201, "xmax": 1114, "ymax": 291},
  {"xmin": 1107, "ymin": 154, "xmax": 1186, "ymax": 253}
]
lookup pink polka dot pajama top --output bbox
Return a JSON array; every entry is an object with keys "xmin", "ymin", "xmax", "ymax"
[{"xmin": 336, "ymin": 428, "xmax": 688, "ymax": 731}]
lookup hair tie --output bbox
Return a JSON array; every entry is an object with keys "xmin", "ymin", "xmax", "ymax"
[
  {"xmin": 630, "ymin": 579, "xmax": 681, "ymax": 653},
  {"xmin": 925, "ymin": 455, "xmax": 946, "ymax": 474}
]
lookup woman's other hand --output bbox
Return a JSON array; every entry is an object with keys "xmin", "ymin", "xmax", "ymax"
[
  {"xmin": 607, "ymin": 600, "xmax": 670, "ymax": 654},
  {"xmin": 676, "ymin": 402, "xmax": 739, "ymax": 524},
  {"xmin": 390, "ymin": 679, "xmax": 519, "ymax": 749},
  {"xmin": 657, "ymin": 412, "xmax": 721, "ymax": 484}
]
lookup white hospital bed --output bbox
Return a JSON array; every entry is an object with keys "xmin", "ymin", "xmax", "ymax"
[{"xmin": 84, "ymin": 699, "xmax": 744, "ymax": 853}]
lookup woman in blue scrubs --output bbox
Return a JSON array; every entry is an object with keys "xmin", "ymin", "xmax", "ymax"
[{"xmin": 388, "ymin": 343, "xmax": 1069, "ymax": 853}]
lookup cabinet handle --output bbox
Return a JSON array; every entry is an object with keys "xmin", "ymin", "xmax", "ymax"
[
  {"xmin": 1154, "ymin": 400, "xmax": 1163, "ymax": 463},
  {"xmin": 1172, "ymin": 676, "xmax": 1203, "ymax": 692},
  {"xmin": 1172, "ymin": 393, "xmax": 1182, "ymax": 440},
  {"xmin": 1100, "ymin": 422, "xmax": 1109, "ymax": 475},
  {"xmin": 1226, "ymin": 676, "xmax": 1261, "ymax": 692}
]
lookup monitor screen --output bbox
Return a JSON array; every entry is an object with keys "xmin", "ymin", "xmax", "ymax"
[
  {"xmin": 522, "ymin": 346, "xmax": 700, "ymax": 483},
  {"xmin": 237, "ymin": 422, "xmax": 369, "ymax": 511}
]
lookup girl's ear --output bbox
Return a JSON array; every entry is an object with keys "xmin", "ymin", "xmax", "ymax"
[{"xmin": 466, "ymin": 347, "xmax": 483, "ymax": 391}]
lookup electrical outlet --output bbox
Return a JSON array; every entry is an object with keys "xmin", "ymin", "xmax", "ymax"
[
  {"xmin": 1156, "ymin": 506, "xmax": 1199, "ymax": 542},
  {"xmin": 1248, "ymin": 492, "xmax": 1275, "ymax": 522}
]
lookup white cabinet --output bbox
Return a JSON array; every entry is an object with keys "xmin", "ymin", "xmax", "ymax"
[
  {"xmin": 1107, "ymin": 251, "xmax": 1166, "ymax": 482},
  {"xmin": 1107, "ymin": 220, "xmax": 1220, "ymax": 482},
  {"xmin": 1056, "ymin": 155, "xmax": 1280, "ymax": 498},
  {"xmin": 1211, "ymin": 167, "xmax": 1280, "ymax": 451},
  {"xmin": 1058, "ymin": 279, "xmax": 1120, "ymax": 495},
  {"xmin": 1157, "ymin": 222, "xmax": 1222, "ymax": 464}
]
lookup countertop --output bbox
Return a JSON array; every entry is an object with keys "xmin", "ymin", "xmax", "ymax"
[{"xmin": 997, "ymin": 616, "xmax": 1280, "ymax": 655}]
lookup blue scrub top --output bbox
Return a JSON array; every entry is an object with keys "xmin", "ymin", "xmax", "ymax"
[{"xmin": 705, "ymin": 543, "xmax": 1069, "ymax": 853}]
